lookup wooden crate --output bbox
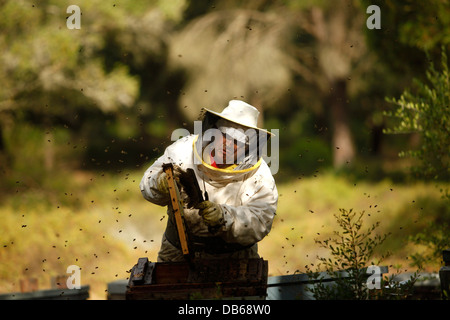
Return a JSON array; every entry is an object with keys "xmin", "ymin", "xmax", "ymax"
[{"xmin": 126, "ymin": 258, "xmax": 268, "ymax": 300}]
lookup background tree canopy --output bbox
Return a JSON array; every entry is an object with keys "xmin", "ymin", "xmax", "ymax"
[{"xmin": 0, "ymin": 0, "xmax": 448, "ymax": 183}]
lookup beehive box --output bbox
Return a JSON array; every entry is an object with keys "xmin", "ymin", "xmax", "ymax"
[{"xmin": 126, "ymin": 257, "xmax": 268, "ymax": 300}]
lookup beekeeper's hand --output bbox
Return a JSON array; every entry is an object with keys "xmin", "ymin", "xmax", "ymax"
[
  {"xmin": 156, "ymin": 164, "xmax": 185, "ymax": 196},
  {"xmin": 156, "ymin": 171, "xmax": 170, "ymax": 196},
  {"xmin": 196, "ymin": 201, "xmax": 224, "ymax": 227}
]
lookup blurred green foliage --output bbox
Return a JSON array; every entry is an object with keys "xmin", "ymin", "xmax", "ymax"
[
  {"xmin": 383, "ymin": 47, "xmax": 450, "ymax": 269},
  {"xmin": 1, "ymin": 0, "xmax": 449, "ymax": 185},
  {"xmin": 385, "ymin": 48, "xmax": 449, "ymax": 181}
]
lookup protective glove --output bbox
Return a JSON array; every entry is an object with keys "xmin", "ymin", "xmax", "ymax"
[
  {"xmin": 156, "ymin": 164, "xmax": 184, "ymax": 197},
  {"xmin": 156, "ymin": 171, "xmax": 170, "ymax": 196},
  {"xmin": 196, "ymin": 200, "xmax": 224, "ymax": 228}
]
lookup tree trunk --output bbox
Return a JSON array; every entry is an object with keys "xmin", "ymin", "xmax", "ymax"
[{"xmin": 328, "ymin": 79, "xmax": 355, "ymax": 168}]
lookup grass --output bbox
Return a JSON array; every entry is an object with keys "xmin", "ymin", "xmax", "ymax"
[
  {"xmin": 0, "ymin": 167, "xmax": 448, "ymax": 299},
  {"xmin": 0, "ymin": 170, "xmax": 167, "ymax": 299}
]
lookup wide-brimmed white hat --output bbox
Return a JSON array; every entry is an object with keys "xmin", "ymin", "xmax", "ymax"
[{"xmin": 200, "ymin": 100, "xmax": 274, "ymax": 136}]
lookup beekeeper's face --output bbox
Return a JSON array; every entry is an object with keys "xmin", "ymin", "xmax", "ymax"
[{"xmin": 212, "ymin": 132, "xmax": 238, "ymax": 165}]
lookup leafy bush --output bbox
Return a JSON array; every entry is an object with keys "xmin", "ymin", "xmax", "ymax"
[
  {"xmin": 384, "ymin": 47, "xmax": 450, "ymax": 269},
  {"xmin": 384, "ymin": 48, "xmax": 449, "ymax": 181},
  {"xmin": 305, "ymin": 208, "xmax": 417, "ymax": 300}
]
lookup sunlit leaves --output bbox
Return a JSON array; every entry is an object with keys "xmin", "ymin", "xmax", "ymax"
[{"xmin": 384, "ymin": 48, "xmax": 450, "ymax": 180}]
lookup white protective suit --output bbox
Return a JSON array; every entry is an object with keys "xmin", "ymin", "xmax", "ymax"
[{"xmin": 140, "ymin": 134, "xmax": 278, "ymax": 262}]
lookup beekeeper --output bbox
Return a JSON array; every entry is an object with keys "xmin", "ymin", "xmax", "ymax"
[{"xmin": 140, "ymin": 100, "xmax": 278, "ymax": 262}]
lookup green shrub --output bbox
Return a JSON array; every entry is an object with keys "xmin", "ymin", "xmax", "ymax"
[
  {"xmin": 305, "ymin": 208, "xmax": 417, "ymax": 300},
  {"xmin": 384, "ymin": 47, "xmax": 450, "ymax": 269},
  {"xmin": 384, "ymin": 48, "xmax": 449, "ymax": 181}
]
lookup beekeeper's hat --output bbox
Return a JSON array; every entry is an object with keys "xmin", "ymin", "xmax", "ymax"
[{"xmin": 200, "ymin": 100, "xmax": 274, "ymax": 136}]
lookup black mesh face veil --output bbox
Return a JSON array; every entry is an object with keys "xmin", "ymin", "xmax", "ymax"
[{"xmin": 197, "ymin": 110, "xmax": 271, "ymax": 169}]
